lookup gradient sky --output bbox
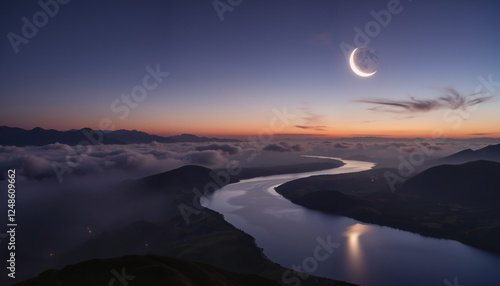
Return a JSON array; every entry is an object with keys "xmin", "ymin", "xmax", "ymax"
[{"xmin": 1, "ymin": 0, "xmax": 499, "ymax": 138}]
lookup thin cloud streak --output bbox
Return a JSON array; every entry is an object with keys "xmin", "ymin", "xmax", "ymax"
[
  {"xmin": 468, "ymin": 132, "xmax": 499, "ymax": 136},
  {"xmin": 300, "ymin": 107, "xmax": 326, "ymax": 124},
  {"xmin": 355, "ymin": 88, "xmax": 493, "ymax": 114},
  {"xmin": 295, "ymin": 102, "xmax": 329, "ymax": 131},
  {"xmin": 295, "ymin": 125, "xmax": 328, "ymax": 131}
]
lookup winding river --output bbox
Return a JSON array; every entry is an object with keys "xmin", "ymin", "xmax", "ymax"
[{"xmin": 201, "ymin": 157, "xmax": 500, "ymax": 286}]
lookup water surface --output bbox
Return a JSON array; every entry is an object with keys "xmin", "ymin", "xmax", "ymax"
[{"xmin": 202, "ymin": 158, "xmax": 500, "ymax": 286}]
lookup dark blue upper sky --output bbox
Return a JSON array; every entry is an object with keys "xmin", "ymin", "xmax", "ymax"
[{"xmin": 1, "ymin": 0, "xmax": 499, "ymax": 137}]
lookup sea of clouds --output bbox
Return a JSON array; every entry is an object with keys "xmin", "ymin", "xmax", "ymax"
[{"xmin": 0, "ymin": 138, "xmax": 495, "ymax": 183}]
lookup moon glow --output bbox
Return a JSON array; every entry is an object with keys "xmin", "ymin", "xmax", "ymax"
[{"xmin": 349, "ymin": 47, "xmax": 379, "ymax": 77}]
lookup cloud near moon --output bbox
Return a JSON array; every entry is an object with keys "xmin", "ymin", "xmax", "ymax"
[{"xmin": 355, "ymin": 87, "xmax": 493, "ymax": 113}]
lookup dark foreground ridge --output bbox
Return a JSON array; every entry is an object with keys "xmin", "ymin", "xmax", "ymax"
[
  {"xmin": 14, "ymin": 255, "xmax": 280, "ymax": 286},
  {"xmin": 276, "ymin": 160, "xmax": 500, "ymax": 253},
  {"xmin": 15, "ymin": 164, "xmax": 354, "ymax": 286}
]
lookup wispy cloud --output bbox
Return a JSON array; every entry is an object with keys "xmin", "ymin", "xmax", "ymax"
[
  {"xmin": 308, "ymin": 29, "xmax": 337, "ymax": 51},
  {"xmin": 394, "ymin": 115, "xmax": 416, "ymax": 120},
  {"xmin": 355, "ymin": 88, "xmax": 493, "ymax": 114},
  {"xmin": 263, "ymin": 142, "xmax": 307, "ymax": 152},
  {"xmin": 333, "ymin": 143, "xmax": 350, "ymax": 149},
  {"xmin": 301, "ymin": 107, "xmax": 326, "ymax": 123},
  {"xmin": 295, "ymin": 102, "xmax": 329, "ymax": 131},
  {"xmin": 295, "ymin": 125, "xmax": 328, "ymax": 131},
  {"xmin": 468, "ymin": 132, "xmax": 499, "ymax": 136}
]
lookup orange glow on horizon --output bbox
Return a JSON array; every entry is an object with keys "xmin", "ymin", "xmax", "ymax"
[{"xmin": 7, "ymin": 120, "xmax": 499, "ymax": 140}]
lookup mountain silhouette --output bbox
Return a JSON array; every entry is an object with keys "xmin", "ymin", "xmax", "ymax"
[
  {"xmin": 105, "ymin": 129, "xmax": 177, "ymax": 143},
  {"xmin": 0, "ymin": 126, "xmax": 124, "ymax": 146},
  {"xmin": 400, "ymin": 160, "xmax": 500, "ymax": 201},
  {"xmin": 120, "ymin": 165, "xmax": 237, "ymax": 196},
  {"xmin": 0, "ymin": 126, "xmax": 239, "ymax": 146},
  {"xmin": 436, "ymin": 143, "xmax": 500, "ymax": 165},
  {"xmin": 47, "ymin": 165, "xmax": 352, "ymax": 286}
]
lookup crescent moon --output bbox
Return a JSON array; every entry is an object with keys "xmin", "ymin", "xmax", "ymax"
[{"xmin": 349, "ymin": 48, "xmax": 376, "ymax": 77}]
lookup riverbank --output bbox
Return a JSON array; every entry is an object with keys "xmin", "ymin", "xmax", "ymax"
[
  {"xmin": 14, "ymin": 164, "xmax": 354, "ymax": 286},
  {"xmin": 214, "ymin": 160, "xmax": 345, "ymax": 183},
  {"xmin": 202, "ymin": 158, "xmax": 500, "ymax": 286},
  {"xmin": 276, "ymin": 162, "xmax": 500, "ymax": 254}
]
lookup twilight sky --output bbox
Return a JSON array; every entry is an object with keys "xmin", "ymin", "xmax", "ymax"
[{"xmin": 1, "ymin": 0, "xmax": 499, "ymax": 138}]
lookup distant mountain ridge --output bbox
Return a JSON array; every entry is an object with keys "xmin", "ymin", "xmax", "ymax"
[
  {"xmin": 400, "ymin": 160, "xmax": 500, "ymax": 200},
  {"xmin": 435, "ymin": 143, "xmax": 500, "ymax": 165},
  {"xmin": 336, "ymin": 137, "xmax": 500, "ymax": 144},
  {"xmin": 0, "ymin": 126, "xmax": 239, "ymax": 146}
]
